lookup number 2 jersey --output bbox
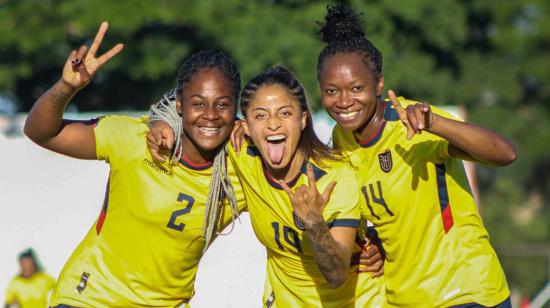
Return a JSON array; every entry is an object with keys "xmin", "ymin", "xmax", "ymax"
[
  {"xmin": 50, "ymin": 115, "xmax": 246, "ymax": 307},
  {"xmin": 332, "ymin": 99, "xmax": 509, "ymax": 307},
  {"xmin": 228, "ymin": 142, "xmax": 385, "ymax": 308}
]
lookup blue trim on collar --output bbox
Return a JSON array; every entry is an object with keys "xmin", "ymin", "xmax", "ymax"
[
  {"xmin": 265, "ymin": 161, "xmax": 327, "ymax": 190},
  {"xmin": 178, "ymin": 158, "xmax": 213, "ymax": 171},
  {"xmin": 384, "ymin": 101, "xmax": 400, "ymax": 121}
]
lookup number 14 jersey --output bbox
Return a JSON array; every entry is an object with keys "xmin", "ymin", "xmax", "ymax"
[{"xmin": 332, "ymin": 99, "xmax": 509, "ymax": 307}]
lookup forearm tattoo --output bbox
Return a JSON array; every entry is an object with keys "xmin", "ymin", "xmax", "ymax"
[{"xmin": 304, "ymin": 212, "xmax": 348, "ymax": 287}]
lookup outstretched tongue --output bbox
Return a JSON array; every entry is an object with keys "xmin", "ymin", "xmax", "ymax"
[{"xmin": 266, "ymin": 141, "xmax": 286, "ymax": 165}]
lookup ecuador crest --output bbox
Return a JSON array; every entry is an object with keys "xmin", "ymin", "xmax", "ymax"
[{"xmin": 378, "ymin": 149, "xmax": 392, "ymax": 173}]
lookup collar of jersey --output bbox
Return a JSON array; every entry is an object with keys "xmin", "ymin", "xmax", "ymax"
[
  {"xmin": 355, "ymin": 101, "xmax": 399, "ymax": 148},
  {"xmin": 178, "ymin": 156, "xmax": 214, "ymax": 170},
  {"xmin": 263, "ymin": 161, "xmax": 306, "ymax": 190}
]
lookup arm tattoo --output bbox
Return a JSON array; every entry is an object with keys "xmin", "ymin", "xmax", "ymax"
[
  {"xmin": 49, "ymin": 83, "xmax": 75, "ymax": 107},
  {"xmin": 304, "ymin": 212, "xmax": 349, "ymax": 288}
]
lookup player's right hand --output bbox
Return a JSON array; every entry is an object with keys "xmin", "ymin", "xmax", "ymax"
[
  {"xmin": 357, "ymin": 241, "xmax": 384, "ymax": 276},
  {"xmin": 62, "ymin": 21, "xmax": 124, "ymax": 92},
  {"xmin": 147, "ymin": 121, "xmax": 175, "ymax": 162},
  {"xmin": 280, "ymin": 164, "xmax": 336, "ymax": 228}
]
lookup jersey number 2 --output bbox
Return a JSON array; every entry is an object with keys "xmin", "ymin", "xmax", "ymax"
[{"xmin": 167, "ymin": 193, "xmax": 195, "ymax": 231}]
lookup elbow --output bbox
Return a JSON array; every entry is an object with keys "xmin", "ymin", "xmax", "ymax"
[
  {"xmin": 482, "ymin": 139, "xmax": 517, "ymax": 167},
  {"xmin": 23, "ymin": 120, "xmax": 35, "ymax": 141},
  {"xmin": 504, "ymin": 148, "xmax": 518, "ymax": 165},
  {"xmin": 23, "ymin": 120, "xmax": 48, "ymax": 146},
  {"xmin": 495, "ymin": 142, "xmax": 518, "ymax": 166},
  {"xmin": 23, "ymin": 120, "xmax": 41, "ymax": 144}
]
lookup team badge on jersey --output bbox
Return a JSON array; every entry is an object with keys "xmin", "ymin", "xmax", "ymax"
[
  {"xmin": 293, "ymin": 212, "xmax": 306, "ymax": 230},
  {"xmin": 76, "ymin": 272, "xmax": 90, "ymax": 293},
  {"xmin": 378, "ymin": 150, "xmax": 393, "ymax": 173}
]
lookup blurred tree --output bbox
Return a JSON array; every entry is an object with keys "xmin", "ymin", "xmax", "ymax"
[{"xmin": 0, "ymin": 0, "xmax": 548, "ymax": 298}]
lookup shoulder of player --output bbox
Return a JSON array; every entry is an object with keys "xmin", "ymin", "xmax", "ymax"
[
  {"xmin": 95, "ymin": 115, "xmax": 151, "ymax": 164},
  {"xmin": 331, "ymin": 124, "xmax": 355, "ymax": 148},
  {"xmin": 97, "ymin": 114, "xmax": 148, "ymax": 129},
  {"xmin": 36, "ymin": 271, "xmax": 55, "ymax": 280},
  {"xmin": 314, "ymin": 160, "xmax": 358, "ymax": 184},
  {"xmin": 232, "ymin": 140, "xmax": 261, "ymax": 163}
]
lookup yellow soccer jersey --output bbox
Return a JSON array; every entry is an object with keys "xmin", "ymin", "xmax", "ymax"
[
  {"xmin": 50, "ymin": 115, "xmax": 246, "ymax": 307},
  {"xmin": 228, "ymin": 142, "xmax": 384, "ymax": 308},
  {"xmin": 5, "ymin": 272, "xmax": 55, "ymax": 307},
  {"xmin": 332, "ymin": 99, "xmax": 509, "ymax": 307}
]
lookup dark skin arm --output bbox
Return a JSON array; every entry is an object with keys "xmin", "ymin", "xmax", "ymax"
[
  {"xmin": 388, "ymin": 90, "xmax": 517, "ymax": 166},
  {"xmin": 357, "ymin": 236, "xmax": 384, "ymax": 276},
  {"xmin": 23, "ymin": 22, "xmax": 123, "ymax": 159}
]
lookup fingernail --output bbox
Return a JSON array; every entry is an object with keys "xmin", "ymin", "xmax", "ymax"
[{"xmin": 418, "ymin": 123, "xmax": 424, "ymax": 130}]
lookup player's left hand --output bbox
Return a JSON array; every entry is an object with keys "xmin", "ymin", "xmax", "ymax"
[
  {"xmin": 357, "ymin": 241, "xmax": 384, "ymax": 276},
  {"xmin": 280, "ymin": 163, "xmax": 336, "ymax": 227},
  {"xmin": 388, "ymin": 90, "xmax": 434, "ymax": 140}
]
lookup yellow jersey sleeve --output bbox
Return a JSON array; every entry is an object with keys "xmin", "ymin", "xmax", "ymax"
[
  {"xmin": 94, "ymin": 115, "xmax": 150, "ymax": 164},
  {"xmin": 318, "ymin": 161, "xmax": 361, "ymax": 227},
  {"xmin": 4, "ymin": 277, "xmax": 17, "ymax": 304}
]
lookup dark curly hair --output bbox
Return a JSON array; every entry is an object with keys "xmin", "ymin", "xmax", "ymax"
[
  {"xmin": 176, "ymin": 50, "xmax": 241, "ymax": 104},
  {"xmin": 241, "ymin": 65, "xmax": 341, "ymax": 166},
  {"xmin": 316, "ymin": 4, "xmax": 382, "ymax": 81}
]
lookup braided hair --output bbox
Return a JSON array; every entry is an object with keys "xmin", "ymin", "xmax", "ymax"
[
  {"xmin": 241, "ymin": 65, "xmax": 341, "ymax": 166},
  {"xmin": 316, "ymin": 4, "xmax": 383, "ymax": 82},
  {"xmin": 148, "ymin": 50, "xmax": 240, "ymax": 252}
]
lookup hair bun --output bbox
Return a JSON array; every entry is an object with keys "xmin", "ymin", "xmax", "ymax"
[
  {"xmin": 264, "ymin": 65, "xmax": 292, "ymax": 76},
  {"xmin": 317, "ymin": 4, "xmax": 365, "ymax": 44}
]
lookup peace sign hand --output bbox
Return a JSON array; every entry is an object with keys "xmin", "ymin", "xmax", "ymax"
[
  {"xmin": 61, "ymin": 21, "xmax": 124, "ymax": 92},
  {"xmin": 388, "ymin": 90, "xmax": 434, "ymax": 140},
  {"xmin": 280, "ymin": 164, "xmax": 337, "ymax": 228}
]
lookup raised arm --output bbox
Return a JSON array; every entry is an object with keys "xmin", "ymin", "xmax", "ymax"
[
  {"xmin": 281, "ymin": 164, "xmax": 355, "ymax": 288},
  {"xmin": 24, "ymin": 22, "xmax": 123, "ymax": 159},
  {"xmin": 388, "ymin": 90, "xmax": 517, "ymax": 166}
]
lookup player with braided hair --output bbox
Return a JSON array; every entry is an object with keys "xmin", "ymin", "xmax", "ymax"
[
  {"xmin": 24, "ymin": 23, "xmax": 245, "ymax": 307},
  {"xmin": 149, "ymin": 65, "xmax": 385, "ymax": 307},
  {"xmin": 315, "ymin": 4, "xmax": 516, "ymax": 307}
]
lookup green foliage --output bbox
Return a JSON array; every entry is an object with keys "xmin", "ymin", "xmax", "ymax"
[{"xmin": 1, "ymin": 0, "xmax": 549, "ymax": 298}]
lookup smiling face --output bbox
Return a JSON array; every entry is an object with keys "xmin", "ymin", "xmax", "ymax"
[
  {"xmin": 177, "ymin": 68, "xmax": 235, "ymax": 163},
  {"xmin": 243, "ymin": 84, "xmax": 307, "ymax": 177},
  {"xmin": 319, "ymin": 52, "xmax": 384, "ymax": 134}
]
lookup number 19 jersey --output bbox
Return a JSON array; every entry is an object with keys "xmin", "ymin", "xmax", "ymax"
[{"xmin": 228, "ymin": 142, "xmax": 384, "ymax": 308}]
